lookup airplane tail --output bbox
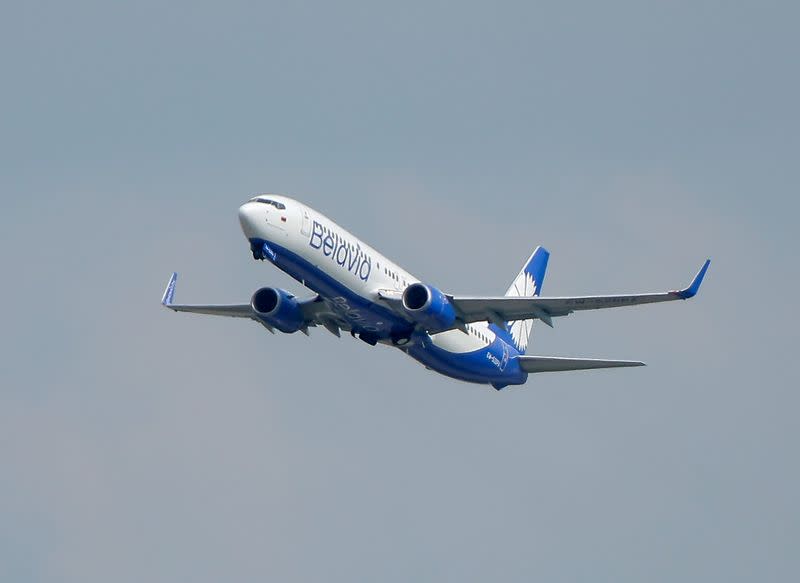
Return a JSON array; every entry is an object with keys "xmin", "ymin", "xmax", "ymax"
[{"xmin": 490, "ymin": 246, "xmax": 550, "ymax": 353}]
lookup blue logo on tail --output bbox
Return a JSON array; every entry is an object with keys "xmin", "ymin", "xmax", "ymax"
[{"xmin": 490, "ymin": 247, "xmax": 550, "ymax": 352}]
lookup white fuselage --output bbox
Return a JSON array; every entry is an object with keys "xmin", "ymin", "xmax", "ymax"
[{"xmin": 238, "ymin": 195, "xmax": 499, "ymax": 358}]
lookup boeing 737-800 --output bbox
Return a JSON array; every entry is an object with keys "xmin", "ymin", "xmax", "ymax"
[{"xmin": 161, "ymin": 194, "xmax": 709, "ymax": 389}]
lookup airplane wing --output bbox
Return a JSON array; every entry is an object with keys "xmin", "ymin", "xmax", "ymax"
[
  {"xmin": 450, "ymin": 259, "xmax": 710, "ymax": 328},
  {"xmin": 160, "ymin": 273, "xmax": 349, "ymax": 336}
]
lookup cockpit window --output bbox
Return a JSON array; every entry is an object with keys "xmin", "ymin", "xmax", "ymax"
[{"xmin": 250, "ymin": 197, "xmax": 286, "ymax": 210}]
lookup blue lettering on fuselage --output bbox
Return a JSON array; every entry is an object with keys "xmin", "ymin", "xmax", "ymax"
[
  {"xmin": 310, "ymin": 220, "xmax": 372, "ymax": 282},
  {"xmin": 330, "ymin": 296, "xmax": 379, "ymax": 332}
]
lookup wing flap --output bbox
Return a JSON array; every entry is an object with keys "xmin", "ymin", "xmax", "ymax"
[
  {"xmin": 517, "ymin": 356, "xmax": 645, "ymax": 373},
  {"xmin": 452, "ymin": 259, "xmax": 710, "ymax": 326},
  {"xmin": 164, "ymin": 303, "xmax": 254, "ymax": 318},
  {"xmin": 162, "ymin": 273, "xmax": 254, "ymax": 318},
  {"xmin": 160, "ymin": 273, "xmax": 350, "ymax": 334}
]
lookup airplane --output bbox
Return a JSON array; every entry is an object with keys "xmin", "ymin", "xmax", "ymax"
[{"xmin": 161, "ymin": 194, "xmax": 710, "ymax": 390}]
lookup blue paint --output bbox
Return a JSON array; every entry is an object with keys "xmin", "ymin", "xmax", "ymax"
[
  {"xmin": 675, "ymin": 259, "xmax": 710, "ymax": 299},
  {"xmin": 308, "ymin": 220, "xmax": 372, "ymax": 281},
  {"xmin": 262, "ymin": 242, "xmax": 277, "ymax": 262},
  {"xmin": 400, "ymin": 283, "xmax": 457, "ymax": 332},
  {"xmin": 249, "ymin": 237, "xmax": 528, "ymax": 387},
  {"xmin": 251, "ymin": 287, "xmax": 305, "ymax": 333},
  {"xmin": 251, "ymin": 238, "xmax": 413, "ymax": 338},
  {"xmin": 406, "ymin": 334, "xmax": 527, "ymax": 387},
  {"xmin": 490, "ymin": 246, "xmax": 550, "ymax": 352},
  {"xmin": 525, "ymin": 247, "xmax": 550, "ymax": 293}
]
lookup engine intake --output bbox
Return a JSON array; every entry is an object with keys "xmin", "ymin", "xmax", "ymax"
[
  {"xmin": 401, "ymin": 283, "xmax": 457, "ymax": 332},
  {"xmin": 250, "ymin": 287, "xmax": 305, "ymax": 333}
]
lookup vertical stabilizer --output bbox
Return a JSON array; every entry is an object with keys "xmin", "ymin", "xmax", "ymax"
[{"xmin": 489, "ymin": 246, "xmax": 549, "ymax": 352}]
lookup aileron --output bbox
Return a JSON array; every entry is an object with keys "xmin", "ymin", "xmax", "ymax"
[{"xmin": 449, "ymin": 259, "xmax": 710, "ymax": 329}]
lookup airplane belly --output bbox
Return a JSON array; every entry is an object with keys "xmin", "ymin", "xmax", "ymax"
[
  {"xmin": 256, "ymin": 238, "xmax": 413, "ymax": 339},
  {"xmin": 406, "ymin": 335, "xmax": 527, "ymax": 386}
]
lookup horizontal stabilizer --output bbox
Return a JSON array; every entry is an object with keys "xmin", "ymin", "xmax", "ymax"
[{"xmin": 517, "ymin": 355, "xmax": 645, "ymax": 373}]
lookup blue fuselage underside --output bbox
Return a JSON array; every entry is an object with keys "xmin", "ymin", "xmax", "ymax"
[{"xmin": 253, "ymin": 238, "xmax": 528, "ymax": 387}]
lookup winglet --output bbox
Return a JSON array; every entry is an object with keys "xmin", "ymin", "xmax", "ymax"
[
  {"xmin": 674, "ymin": 259, "xmax": 710, "ymax": 299},
  {"xmin": 161, "ymin": 272, "xmax": 178, "ymax": 306}
]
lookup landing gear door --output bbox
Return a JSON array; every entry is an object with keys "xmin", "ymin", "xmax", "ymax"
[{"xmin": 301, "ymin": 209, "xmax": 311, "ymax": 236}]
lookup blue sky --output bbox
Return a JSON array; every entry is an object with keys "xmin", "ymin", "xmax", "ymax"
[{"xmin": 2, "ymin": 2, "xmax": 798, "ymax": 581}]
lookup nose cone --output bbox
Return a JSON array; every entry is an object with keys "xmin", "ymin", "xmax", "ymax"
[{"xmin": 238, "ymin": 202, "xmax": 260, "ymax": 238}]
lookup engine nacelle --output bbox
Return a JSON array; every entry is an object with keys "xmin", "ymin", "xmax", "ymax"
[
  {"xmin": 401, "ymin": 283, "xmax": 457, "ymax": 332},
  {"xmin": 250, "ymin": 287, "xmax": 305, "ymax": 333}
]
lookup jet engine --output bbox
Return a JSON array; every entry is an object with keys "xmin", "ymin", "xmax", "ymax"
[
  {"xmin": 401, "ymin": 283, "xmax": 457, "ymax": 332},
  {"xmin": 250, "ymin": 287, "xmax": 305, "ymax": 333}
]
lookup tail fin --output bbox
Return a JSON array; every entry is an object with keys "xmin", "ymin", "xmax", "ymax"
[{"xmin": 490, "ymin": 246, "xmax": 550, "ymax": 352}]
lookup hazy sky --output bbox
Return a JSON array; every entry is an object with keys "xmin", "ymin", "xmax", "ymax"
[{"xmin": 2, "ymin": 1, "xmax": 798, "ymax": 581}]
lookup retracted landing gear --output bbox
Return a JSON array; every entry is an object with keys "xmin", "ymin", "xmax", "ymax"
[
  {"xmin": 250, "ymin": 240, "xmax": 265, "ymax": 260},
  {"xmin": 357, "ymin": 331, "xmax": 379, "ymax": 346},
  {"xmin": 250, "ymin": 240, "xmax": 277, "ymax": 261}
]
